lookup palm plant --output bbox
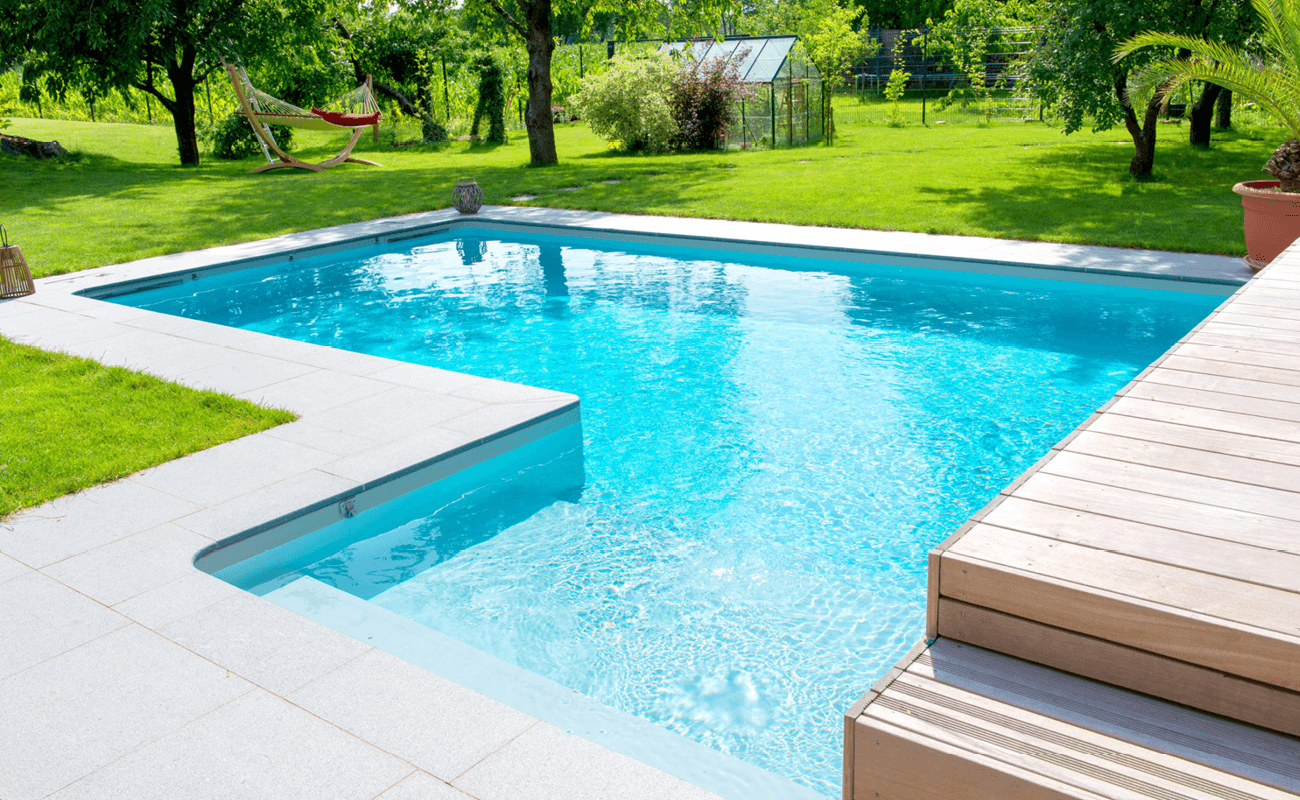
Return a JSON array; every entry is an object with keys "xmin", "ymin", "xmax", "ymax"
[{"xmin": 1115, "ymin": 0, "xmax": 1300, "ymax": 190}]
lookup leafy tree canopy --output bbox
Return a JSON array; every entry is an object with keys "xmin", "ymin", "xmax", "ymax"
[
  {"xmin": 0, "ymin": 0, "xmax": 335, "ymax": 165},
  {"xmin": 1027, "ymin": 0, "xmax": 1247, "ymax": 175},
  {"xmin": 852, "ymin": 0, "xmax": 953, "ymax": 30}
]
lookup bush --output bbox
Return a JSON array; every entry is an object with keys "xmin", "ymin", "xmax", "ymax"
[
  {"xmin": 208, "ymin": 112, "xmax": 293, "ymax": 160},
  {"xmin": 669, "ymin": 51, "xmax": 752, "ymax": 150},
  {"xmin": 421, "ymin": 115, "xmax": 448, "ymax": 144},
  {"xmin": 572, "ymin": 53, "xmax": 678, "ymax": 151}
]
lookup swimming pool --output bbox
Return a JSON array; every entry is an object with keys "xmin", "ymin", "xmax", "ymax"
[{"xmin": 110, "ymin": 227, "xmax": 1223, "ymax": 797}]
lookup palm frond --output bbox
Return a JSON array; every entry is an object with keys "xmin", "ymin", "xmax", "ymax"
[{"xmin": 1115, "ymin": 0, "xmax": 1300, "ymax": 141}]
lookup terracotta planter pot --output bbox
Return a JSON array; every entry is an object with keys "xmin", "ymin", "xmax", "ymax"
[{"xmin": 1233, "ymin": 179, "xmax": 1300, "ymax": 271}]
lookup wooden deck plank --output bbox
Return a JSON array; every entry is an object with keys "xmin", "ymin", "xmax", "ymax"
[
  {"xmin": 1185, "ymin": 330, "xmax": 1300, "ymax": 357},
  {"xmin": 1084, "ymin": 413, "xmax": 1300, "ymax": 468},
  {"xmin": 1200, "ymin": 321, "xmax": 1300, "ymax": 345},
  {"xmin": 1142, "ymin": 367, "xmax": 1300, "ymax": 404},
  {"xmin": 884, "ymin": 671, "xmax": 1300, "ymax": 799},
  {"xmin": 909, "ymin": 639, "xmax": 1300, "ymax": 778},
  {"xmin": 1171, "ymin": 342, "xmax": 1300, "ymax": 374},
  {"xmin": 1144, "ymin": 369, "xmax": 1300, "ymax": 405},
  {"xmin": 1158, "ymin": 355, "xmax": 1300, "ymax": 389},
  {"xmin": 945, "ymin": 525, "xmax": 1300, "ymax": 638},
  {"xmin": 1113, "ymin": 382, "xmax": 1300, "ymax": 424},
  {"xmin": 930, "ymin": 605, "xmax": 1300, "ymax": 742},
  {"xmin": 979, "ymin": 497, "xmax": 1300, "ymax": 593},
  {"xmin": 1013, "ymin": 472, "xmax": 1300, "ymax": 554},
  {"xmin": 941, "ymin": 528, "xmax": 1300, "ymax": 688},
  {"xmin": 1063, "ymin": 430, "xmax": 1300, "ymax": 498},
  {"xmin": 1039, "ymin": 450, "xmax": 1300, "ymax": 523},
  {"xmin": 1211, "ymin": 311, "xmax": 1300, "ymax": 334},
  {"xmin": 1107, "ymin": 395, "xmax": 1300, "ymax": 444},
  {"xmin": 854, "ymin": 716, "xmax": 1094, "ymax": 800},
  {"xmin": 1222, "ymin": 295, "xmax": 1300, "ymax": 318}
]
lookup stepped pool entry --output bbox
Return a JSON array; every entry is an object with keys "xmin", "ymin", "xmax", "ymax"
[{"xmin": 107, "ymin": 227, "xmax": 1224, "ymax": 798}]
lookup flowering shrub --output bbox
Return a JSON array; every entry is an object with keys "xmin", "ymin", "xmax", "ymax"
[
  {"xmin": 572, "ymin": 53, "xmax": 678, "ymax": 151},
  {"xmin": 669, "ymin": 50, "xmax": 753, "ymax": 150}
]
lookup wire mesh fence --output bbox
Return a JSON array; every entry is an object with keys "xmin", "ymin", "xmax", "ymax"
[{"xmin": 832, "ymin": 26, "xmax": 1045, "ymax": 128}]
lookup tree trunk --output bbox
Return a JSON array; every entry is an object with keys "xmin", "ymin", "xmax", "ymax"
[
  {"xmin": 1215, "ymin": 89, "xmax": 1232, "ymax": 129},
  {"xmin": 523, "ymin": 0, "xmax": 558, "ymax": 165},
  {"xmin": 167, "ymin": 56, "xmax": 201, "ymax": 166},
  {"xmin": 1117, "ymin": 75, "xmax": 1161, "ymax": 178},
  {"xmin": 1188, "ymin": 81, "xmax": 1222, "ymax": 148}
]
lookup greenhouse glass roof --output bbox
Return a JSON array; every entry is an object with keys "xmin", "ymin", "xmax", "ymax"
[{"xmin": 661, "ymin": 36, "xmax": 810, "ymax": 83}]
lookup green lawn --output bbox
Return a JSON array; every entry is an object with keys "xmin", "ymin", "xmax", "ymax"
[
  {"xmin": 0, "ymin": 337, "xmax": 295, "ymax": 518},
  {"xmin": 4, "ymin": 112, "xmax": 1279, "ymax": 278}
]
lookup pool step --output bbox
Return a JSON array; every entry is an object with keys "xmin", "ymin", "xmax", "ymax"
[{"xmin": 845, "ymin": 638, "xmax": 1300, "ymax": 800}]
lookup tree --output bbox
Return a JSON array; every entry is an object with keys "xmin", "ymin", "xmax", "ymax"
[
  {"xmin": 1027, "ymin": 0, "xmax": 1243, "ymax": 178},
  {"xmin": 332, "ymin": 5, "xmax": 462, "ymax": 142},
  {"xmin": 1116, "ymin": 0, "xmax": 1300, "ymax": 189},
  {"xmin": 852, "ymin": 0, "xmax": 953, "ymax": 29},
  {"xmin": 463, "ymin": 0, "xmax": 736, "ymax": 165},
  {"xmin": 0, "ymin": 0, "xmax": 331, "ymax": 166}
]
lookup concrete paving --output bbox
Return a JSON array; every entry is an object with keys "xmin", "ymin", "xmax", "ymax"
[{"xmin": 0, "ymin": 206, "xmax": 1248, "ymax": 799}]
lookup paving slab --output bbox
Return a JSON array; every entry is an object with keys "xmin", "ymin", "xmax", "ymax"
[
  {"xmin": 177, "ymin": 349, "xmax": 319, "ymax": 395},
  {"xmin": 110, "ymin": 567, "xmax": 242, "ymax": 630},
  {"xmin": 130, "ymin": 433, "xmax": 338, "ymax": 507},
  {"xmin": 49, "ymin": 689, "xmax": 412, "ymax": 800},
  {"xmin": 308, "ymin": 385, "xmax": 485, "ymax": 441},
  {"xmin": 171, "ymin": 467, "xmax": 361, "ymax": 541},
  {"xmin": 290, "ymin": 648, "xmax": 537, "ymax": 781},
  {"xmin": 41, "ymin": 523, "xmax": 213, "ymax": 606},
  {"xmin": 236, "ymin": 367, "xmax": 394, "ymax": 415},
  {"xmin": 454, "ymin": 721, "xmax": 723, "ymax": 800},
  {"xmin": 0, "ymin": 624, "xmax": 251, "ymax": 800},
  {"xmin": 162, "ymin": 591, "xmax": 372, "ymax": 696},
  {"xmin": 318, "ymin": 426, "xmax": 478, "ymax": 486},
  {"xmin": 0, "ymin": 571, "xmax": 129, "ymax": 680},
  {"xmin": 375, "ymin": 771, "xmax": 474, "ymax": 800},
  {"xmin": 0, "ymin": 478, "xmax": 202, "ymax": 568},
  {"xmin": 0, "ymin": 552, "xmax": 32, "ymax": 584}
]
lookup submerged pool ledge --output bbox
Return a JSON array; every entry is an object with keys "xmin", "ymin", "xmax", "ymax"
[{"xmin": 0, "ymin": 207, "xmax": 1253, "ymax": 800}]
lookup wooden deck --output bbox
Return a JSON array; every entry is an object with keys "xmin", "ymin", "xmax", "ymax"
[
  {"xmin": 848, "ymin": 247, "xmax": 1300, "ymax": 799},
  {"xmin": 846, "ymin": 639, "xmax": 1300, "ymax": 800}
]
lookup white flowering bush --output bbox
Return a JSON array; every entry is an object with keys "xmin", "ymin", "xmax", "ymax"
[{"xmin": 572, "ymin": 53, "xmax": 678, "ymax": 151}]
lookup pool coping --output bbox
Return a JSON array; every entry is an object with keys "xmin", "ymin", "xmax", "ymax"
[{"xmin": 0, "ymin": 207, "xmax": 1250, "ymax": 800}]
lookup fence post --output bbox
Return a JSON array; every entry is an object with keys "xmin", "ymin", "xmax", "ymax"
[
  {"xmin": 205, "ymin": 79, "xmax": 214, "ymax": 125},
  {"xmin": 607, "ymin": 41, "xmax": 615, "ymax": 60},
  {"xmin": 579, "ymin": 45, "xmax": 584, "ymax": 78},
  {"xmin": 921, "ymin": 27, "xmax": 927, "ymax": 126},
  {"xmin": 442, "ymin": 54, "xmax": 450, "ymax": 122}
]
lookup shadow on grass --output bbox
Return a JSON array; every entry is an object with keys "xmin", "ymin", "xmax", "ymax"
[{"xmin": 907, "ymin": 136, "xmax": 1267, "ymax": 253}]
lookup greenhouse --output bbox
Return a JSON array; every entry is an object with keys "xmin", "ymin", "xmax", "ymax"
[{"xmin": 663, "ymin": 35, "xmax": 825, "ymax": 149}]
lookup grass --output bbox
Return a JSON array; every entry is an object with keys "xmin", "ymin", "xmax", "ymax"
[
  {"xmin": 3, "ymin": 109, "xmax": 1280, "ymax": 279},
  {"xmin": 0, "ymin": 337, "xmax": 295, "ymax": 518}
]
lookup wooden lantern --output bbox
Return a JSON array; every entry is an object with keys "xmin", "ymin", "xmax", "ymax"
[{"xmin": 0, "ymin": 225, "xmax": 34, "ymax": 299}]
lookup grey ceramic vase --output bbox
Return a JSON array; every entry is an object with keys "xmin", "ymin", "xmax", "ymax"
[{"xmin": 453, "ymin": 178, "xmax": 483, "ymax": 214}]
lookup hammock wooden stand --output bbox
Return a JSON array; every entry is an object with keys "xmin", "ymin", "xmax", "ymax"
[{"xmin": 224, "ymin": 62, "xmax": 383, "ymax": 174}]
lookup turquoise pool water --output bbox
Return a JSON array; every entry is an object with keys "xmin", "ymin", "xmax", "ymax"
[{"xmin": 114, "ymin": 229, "xmax": 1222, "ymax": 796}]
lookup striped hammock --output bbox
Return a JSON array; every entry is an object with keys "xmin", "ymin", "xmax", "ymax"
[{"xmin": 234, "ymin": 67, "xmax": 382, "ymax": 132}]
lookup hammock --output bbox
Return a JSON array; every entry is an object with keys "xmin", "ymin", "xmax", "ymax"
[{"xmin": 224, "ymin": 61, "xmax": 383, "ymax": 173}]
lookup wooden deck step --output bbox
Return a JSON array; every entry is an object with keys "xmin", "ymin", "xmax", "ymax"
[{"xmin": 846, "ymin": 639, "xmax": 1300, "ymax": 800}]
